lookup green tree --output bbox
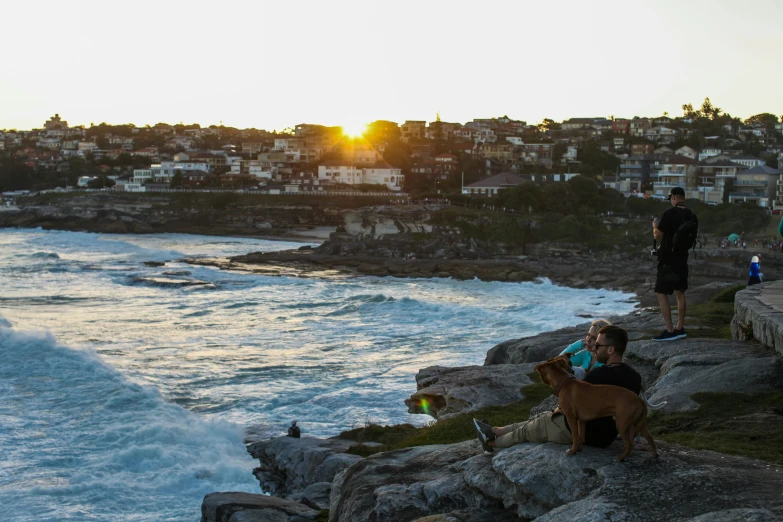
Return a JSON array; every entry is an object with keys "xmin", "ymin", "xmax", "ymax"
[
  {"xmin": 540, "ymin": 183, "xmax": 575, "ymax": 213},
  {"xmin": 552, "ymin": 142, "xmax": 568, "ymax": 165},
  {"xmin": 568, "ymin": 175, "xmax": 599, "ymax": 208},
  {"xmin": 744, "ymin": 113, "xmax": 779, "ymax": 126},
  {"xmin": 502, "ymin": 181, "xmax": 541, "ymax": 211},
  {"xmin": 537, "ymin": 118, "xmax": 561, "ymax": 132},
  {"xmin": 171, "ymin": 171, "xmax": 184, "ymax": 188}
]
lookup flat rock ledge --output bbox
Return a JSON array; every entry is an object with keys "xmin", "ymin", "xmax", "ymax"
[
  {"xmin": 732, "ymin": 281, "xmax": 783, "ymax": 357},
  {"xmin": 404, "ymin": 364, "xmax": 537, "ymax": 419},
  {"xmin": 328, "ymin": 440, "xmax": 783, "ymax": 522},
  {"xmin": 247, "ymin": 436, "xmax": 362, "ymax": 498},
  {"xmin": 201, "ymin": 492, "xmax": 318, "ymax": 522},
  {"xmin": 417, "ymin": 335, "xmax": 783, "ymax": 418}
]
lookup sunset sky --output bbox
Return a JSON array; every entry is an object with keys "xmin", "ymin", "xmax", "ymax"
[{"xmin": 2, "ymin": 0, "xmax": 782, "ymax": 131}]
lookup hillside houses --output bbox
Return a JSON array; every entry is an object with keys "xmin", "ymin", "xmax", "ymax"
[{"xmin": 3, "ymin": 110, "xmax": 783, "ymax": 205}]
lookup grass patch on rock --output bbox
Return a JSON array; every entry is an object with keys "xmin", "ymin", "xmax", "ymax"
[
  {"xmin": 340, "ymin": 377, "xmax": 552, "ymax": 456},
  {"xmin": 648, "ymin": 283, "xmax": 745, "ymax": 340},
  {"xmin": 647, "ymin": 392, "xmax": 783, "ymax": 464}
]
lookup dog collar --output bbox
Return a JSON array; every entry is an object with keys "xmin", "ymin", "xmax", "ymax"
[{"xmin": 553, "ymin": 375, "xmax": 575, "ymax": 397}]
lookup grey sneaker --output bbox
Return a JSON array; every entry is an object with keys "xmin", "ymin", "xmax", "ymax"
[
  {"xmin": 674, "ymin": 328, "xmax": 687, "ymax": 339},
  {"xmin": 473, "ymin": 418, "xmax": 495, "ymax": 454}
]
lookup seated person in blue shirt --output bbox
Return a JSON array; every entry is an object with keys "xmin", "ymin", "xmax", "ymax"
[{"xmin": 560, "ymin": 318, "xmax": 611, "ymax": 376}]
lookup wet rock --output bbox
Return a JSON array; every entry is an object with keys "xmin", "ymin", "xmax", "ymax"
[
  {"xmin": 247, "ymin": 436, "xmax": 362, "ymax": 496},
  {"xmin": 201, "ymin": 492, "xmax": 318, "ymax": 522},
  {"xmin": 287, "ymin": 481, "xmax": 332, "ymax": 510}
]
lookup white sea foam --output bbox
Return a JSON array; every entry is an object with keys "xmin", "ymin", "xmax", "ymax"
[{"xmin": 0, "ymin": 317, "xmax": 258, "ymax": 521}]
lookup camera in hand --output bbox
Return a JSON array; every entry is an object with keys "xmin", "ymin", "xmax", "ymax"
[{"xmin": 650, "ymin": 239, "xmax": 658, "ymax": 257}]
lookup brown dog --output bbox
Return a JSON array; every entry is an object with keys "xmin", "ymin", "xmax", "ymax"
[{"xmin": 534, "ymin": 357, "xmax": 658, "ymax": 462}]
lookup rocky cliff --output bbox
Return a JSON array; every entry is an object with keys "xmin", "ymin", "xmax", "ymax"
[{"xmin": 202, "ymin": 283, "xmax": 783, "ymax": 522}]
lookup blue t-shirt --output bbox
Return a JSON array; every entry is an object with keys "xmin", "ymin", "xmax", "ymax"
[
  {"xmin": 560, "ymin": 339, "xmax": 584, "ymax": 356},
  {"xmin": 560, "ymin": 340, "xmax": 604, "ymax": 370},
  {"xmin": 749, "ymin": 262, "xmax": 760, "ymax": 278}
]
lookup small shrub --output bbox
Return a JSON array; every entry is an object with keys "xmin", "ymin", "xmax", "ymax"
[{"xmin": 712, "ymin": 284, "xmax": 746, "ymax": 304}]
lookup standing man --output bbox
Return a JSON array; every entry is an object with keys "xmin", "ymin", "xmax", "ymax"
[{"xmin": 652, "ymin": 186, "xmax": 698, "ymax": 341}]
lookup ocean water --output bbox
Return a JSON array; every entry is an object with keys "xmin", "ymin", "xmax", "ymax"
[{"xmin": 0, "ymin": 229, "xmax": 637, "ymax": 521}]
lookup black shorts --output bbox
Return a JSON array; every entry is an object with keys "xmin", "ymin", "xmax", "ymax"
[{"xmin": 655, "ymin": 261, "xmax": 688, "ymax": 295}]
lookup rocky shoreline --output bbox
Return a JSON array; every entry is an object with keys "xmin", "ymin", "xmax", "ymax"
[{"xmin": 200, "ymin": 282, "xmax": 783, "ymax": 522}]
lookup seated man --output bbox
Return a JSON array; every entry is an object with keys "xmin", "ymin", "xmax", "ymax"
[{"xmin": 474, "ymin": 325, "xmax": 642, "ymax": 454}]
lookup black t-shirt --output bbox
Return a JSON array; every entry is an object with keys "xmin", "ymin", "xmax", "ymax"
[
  {"xmin": 576, "ymin": 363, "xmax": 643, "ymax": 448},
  {"xmin": 657, "ymin": 204, "xmax": 694, "ymax": 264}
]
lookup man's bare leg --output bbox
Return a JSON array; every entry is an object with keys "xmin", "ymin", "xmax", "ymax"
[
  {"xmin": 657, "ymin": 293, "xmax": 674, "ymax": 332},
  {"xmin": 674, "ymin": 290, "xmax": 686, "ymax": 330}
]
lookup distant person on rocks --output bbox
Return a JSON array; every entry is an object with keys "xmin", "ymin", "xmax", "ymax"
[
  {"xmin": 473, "ymin": 326, "xmax": 642, "ymax": 454},
  {"xmin": 652, "ymin": 187, "xmax": 698, "ymax": 342},
  {"xmin": 287, "ymin": 420, "xmax": 301, "ymax": 438},
  {"xmin": 559, "ymin": 319, "xmax": 611, "ymax": 374},
  {"xmin": 748, "ymin": 256, "xmax": 762, "ymax": 286}
]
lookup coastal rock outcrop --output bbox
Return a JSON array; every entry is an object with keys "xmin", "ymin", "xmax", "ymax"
[
  {"xmin": 328, "ymin": 440, "xmax": 783, "ymax": 522},
  {"xmin": 247, "ymin": 436, "xmax": 362, "ymax": 497},
  {"xmin": 628, "ymin": 338, "xmax": 783, "ymax": 411},
  {"xmin": 201, "ymin": 492, "xmax": 318, "ymax": 522},
  {"xmin": 404, "ymin": 364, "xmax": 536, "ymax": 419},
  {"xmin": 408, "ymin": 301, "xmax": 783, "ymax": 418}
]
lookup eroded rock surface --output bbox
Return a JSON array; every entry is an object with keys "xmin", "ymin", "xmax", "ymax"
[
  {"xmin": 247, "ymin": 436, "xmax": 361, "ymax": 497},
  {"xmin": 201, "ymin": 492, "xmax": 318, "ymax": 522},
  {"xmin": 404, "ymin": 364, "xmax": 536, "ymax": 419},
  {"xmin": 328, "ymin": 440, "xmax": 783, "ymax": 522}
]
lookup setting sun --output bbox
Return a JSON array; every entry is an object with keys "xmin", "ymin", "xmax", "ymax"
[{"xmin": 341, "ymin": 122, "xmax": 367, "ymax": 138}]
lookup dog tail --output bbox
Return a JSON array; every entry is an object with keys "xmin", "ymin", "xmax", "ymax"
[{"xmin": 640, "ymin": 390, "xmax": 667, "ymax": 411}]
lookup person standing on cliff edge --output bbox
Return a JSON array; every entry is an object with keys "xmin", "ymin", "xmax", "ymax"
[
  {"xmin": 652, "ymin": 187, "xmax": 698, "ymax": 341},
  {"xmin": 287, "ymin": 420, "xmax": 301, "ymax": 438}
]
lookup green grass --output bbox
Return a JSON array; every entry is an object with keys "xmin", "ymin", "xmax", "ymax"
[
  {"xmin": 339, "ymin": 378, "xmax": 553, "ymax": 456},
  {"xmin": 643, "ymin": 283, "xmax": 745, "ymax": 340},
  {"xmin": 315, "ymin": 509, "xmax": 329, "ymax": 522},
  {"xmin": 647, "ymin": 392, "xmax": 783, "ymax": 464}
]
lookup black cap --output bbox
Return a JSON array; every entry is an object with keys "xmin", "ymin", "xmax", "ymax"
[{"xmin": 666, "ymin": 187, "xmax": 685, "ymax": 200}]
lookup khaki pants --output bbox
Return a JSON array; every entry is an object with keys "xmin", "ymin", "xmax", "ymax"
[{"xmin": 494, "ymin": 411, "xmax": 572, "ymax": 449}]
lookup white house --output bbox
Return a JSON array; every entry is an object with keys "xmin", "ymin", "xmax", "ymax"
[
  {"xmin": 132, "ymin": 169, "xmax": 154, "ymax": 184},
  {"xmin": 675, "ymin": 146, "xmax": 697, "ymax": 159},
  {"xmin": 698, "ymin": 147, "xmax": 722, "ymax": 161},
  {"xmin": 317, "ymin": 161, "xmax": 404, "ymax": 191},
  {"xmin": 362, "ymin": 163, "xmax": 404, "ymax": 191}
]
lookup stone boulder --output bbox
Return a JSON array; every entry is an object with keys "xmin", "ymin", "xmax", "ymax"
[
  {"xmin": 201, "ymin": 492, "xmax": 318, "ymax": 522},
  {"xmin": 404, "ymin": 364, "xmax": 536, "ymax": 419},
  {"xmin": 247, "ymin": 436, "xmax": 362, "ymax": 496},
  {"xmin": 420, "ymin": 335, "xmax": 783, "ymax": 419},
  {"xmin": 627, "ymin": 338, "xmax": 783, "ymax": 411},
  {"xmin": 286, "ymin": 481, "xmax": 332, "ymax": 510},
  {"xmin": 328, "ymin": 440, "xmax": 783, "ymax": 522},
  {"xmin": 731, "ymin": 282, "xmax": 783, "ymax": 357},
  {"xmin": 484, "ymin": 307, "xmax": 665, "ymax": 366},
  {"xmin": 328, "ymin": 442, "xmax": 498, "ymax": 522}
]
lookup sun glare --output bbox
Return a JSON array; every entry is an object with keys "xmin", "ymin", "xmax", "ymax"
[{"xmin": 342, "ymin": 122, "xmax": 367, "ymax": 138}]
